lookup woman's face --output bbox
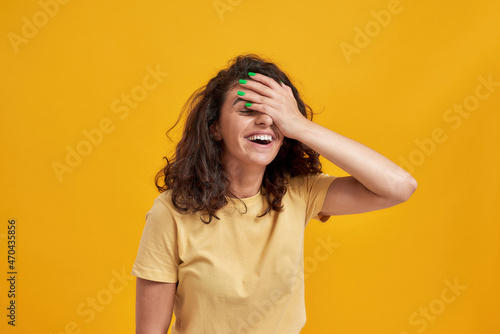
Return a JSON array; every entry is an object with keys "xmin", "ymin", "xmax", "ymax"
[{"xmin": 212, "ymin": 85, "xmax": 284, "ymax": 171}]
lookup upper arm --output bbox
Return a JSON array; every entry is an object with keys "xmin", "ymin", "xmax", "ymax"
[
  {"xmin": 136, "ymin": 277, "xmax": 177, "ymax": 334},
  {"xmin": 318, "ymin": 176, "xmax": 408, "ymax": 216}
]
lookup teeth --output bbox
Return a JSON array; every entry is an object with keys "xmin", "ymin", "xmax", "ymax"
[{"xmin": 247, "ymin": 134, "xmax": 273, "ymax": 142}]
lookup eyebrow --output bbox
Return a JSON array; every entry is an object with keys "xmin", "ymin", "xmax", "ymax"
[{"xmin": 232, "ymin": 97, "xmax": 245, "ymax": 107}]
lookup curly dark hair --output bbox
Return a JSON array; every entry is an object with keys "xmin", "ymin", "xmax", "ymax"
[{"xmin": 155, "ymin": 54, "xmax": 322, "ymax": 223}]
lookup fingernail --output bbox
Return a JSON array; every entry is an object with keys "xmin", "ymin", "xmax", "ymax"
[
  {"xmin": 248, "ymin": 72, "xmax": 256, "ymax": 76},
  {"xmin": 239, "ymin": 79, "xmax": 247, "ymax": 84},
  {"xmin": 237, "ymin": 91, "xmax": 245, "ymax": 96},
  {"xmin": 245, "ymin": 102, "xmax": 252, "ymax": 107}
]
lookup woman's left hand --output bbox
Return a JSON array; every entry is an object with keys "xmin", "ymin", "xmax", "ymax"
[{"xmin": 238, "ymin": 72, "xmax": 310, "ymax": 139}]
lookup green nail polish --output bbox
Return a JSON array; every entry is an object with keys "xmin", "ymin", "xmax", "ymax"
[
  {"xmin": 245, "ymin": 102, "xmax": 252, "ymax": 107},
  {"xmin": 239, "ymin": 79, "xmax": 247, "ymax": 84},
  {"xmin": 237, "ymin": 91, "xmax": 245, "ymax": 96},
  {"xmin": 248, "ymin": 72, "xmax": 256, "ymax": 76}
]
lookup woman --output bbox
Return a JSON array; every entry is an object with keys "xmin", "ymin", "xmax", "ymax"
[{"xmin": 131, "ymin": 54, "xmax": 417, "ymax": 333}]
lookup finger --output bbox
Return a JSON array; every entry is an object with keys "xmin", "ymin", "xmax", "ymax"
[
  {"xmin": 245, "ymin": 101, "xmax": 277, "ymax": 119},
  {"xmin": 281, "ymin": 82, "xmax": 294, "ymax": 97},
  {"xmin": 246, "ymin": 72, "xmax": 282, "ymax": 91},
  {"xmin": 236, "ymin": 89, "xmax": 280, "ymax": 110},
  {"xmin": 239, "ymin": 78, "xmax": 275, "ymax": 98}
]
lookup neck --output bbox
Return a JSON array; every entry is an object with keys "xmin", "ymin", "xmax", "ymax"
[{"xmin": 224, "ymin": 159, "xmax": 266, "ymax": 198}]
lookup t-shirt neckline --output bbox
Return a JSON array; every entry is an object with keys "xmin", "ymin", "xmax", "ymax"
[{"xmin": 225, "ymin": 189, "xmax": 262, "ymax": 207}]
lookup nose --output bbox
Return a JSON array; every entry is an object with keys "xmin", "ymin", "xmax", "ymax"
[{"xmin": 254, "ymin": 112, "xmax": 273, "ymax": 126}]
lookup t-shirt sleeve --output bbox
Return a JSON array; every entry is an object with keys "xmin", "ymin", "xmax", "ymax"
[
  {"xmin": 131, "ymin": 196, "xmax": 180, "ymax": 283},
  {"xmin": 303, "ymin": 173, "xmax": 338, "ymax": 223}
]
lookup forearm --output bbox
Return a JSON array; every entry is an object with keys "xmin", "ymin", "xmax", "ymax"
[{"xmin": 295, "ymin": 119, "xmax": 417, "ymax": 200}]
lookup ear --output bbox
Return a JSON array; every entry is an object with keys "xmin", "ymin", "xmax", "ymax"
[{"xmin": 210, "ymin": 122, "xmax": 221, "ymax": 141}]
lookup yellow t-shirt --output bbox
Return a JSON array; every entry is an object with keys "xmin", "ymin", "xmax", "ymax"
[{"xmin": 131, "ymin": 173, "xmax": 337, "ymax": 333}]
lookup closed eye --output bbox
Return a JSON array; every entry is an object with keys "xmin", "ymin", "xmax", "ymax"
[{"xmin": 239, "ymin": 109, "xmax": 255, "ymax": 115}]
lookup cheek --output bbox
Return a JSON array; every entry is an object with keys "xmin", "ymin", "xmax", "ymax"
[
  {"xmin": 277, "ymin": 137, "xmax": 285, "ymax": 147},
  {"xmin": 223, "ymin": 120, "xmax": 249, "ymax": 139}
]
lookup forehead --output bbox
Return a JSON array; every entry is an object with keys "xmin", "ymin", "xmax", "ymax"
[{"xmin": 223, "ymin": 85, "xmax": 246, "ymax": 109}]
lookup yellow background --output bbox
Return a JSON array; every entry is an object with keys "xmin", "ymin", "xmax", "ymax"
[{"xmin": 1, "ymin": 0, "xmax": 499, "ymax": 333}]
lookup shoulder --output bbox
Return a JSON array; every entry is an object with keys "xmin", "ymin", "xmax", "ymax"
[
  {"xmin": 145, "ymin": 190, "xmax": 179, "ymax": 221},
  {"xmin": 155, "ymin": 190, "xmax": 175, "ymax": 209},
  {"xmin": 285, "ymin": 173, "xmax": 338, "ymax": 206},
  {"xmin": 287, "ymin": 173, "xmax": 337, "ymax": 191},
  {"xmin": 148, "ymin": 190, "xmax": 202, "ymax": 225}
]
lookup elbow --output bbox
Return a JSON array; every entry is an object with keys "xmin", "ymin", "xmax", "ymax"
[{"xmin": 393, "ymin": 175, "xmax": 418, "ymax": 203}]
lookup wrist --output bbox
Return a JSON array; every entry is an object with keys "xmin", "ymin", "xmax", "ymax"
[{"xmin": 285, "ymin": 117, "xmax": 315, "ymax": 141}]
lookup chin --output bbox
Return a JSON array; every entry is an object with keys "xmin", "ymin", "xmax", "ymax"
[{"xmin": 254, "ymin": 155, "xmax": 279, "ymax": 167}]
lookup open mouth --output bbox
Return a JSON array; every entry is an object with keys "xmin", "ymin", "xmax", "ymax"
[{"xmin": 246, "ymin": 134, "xmax": 273, "ymax": 145}]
